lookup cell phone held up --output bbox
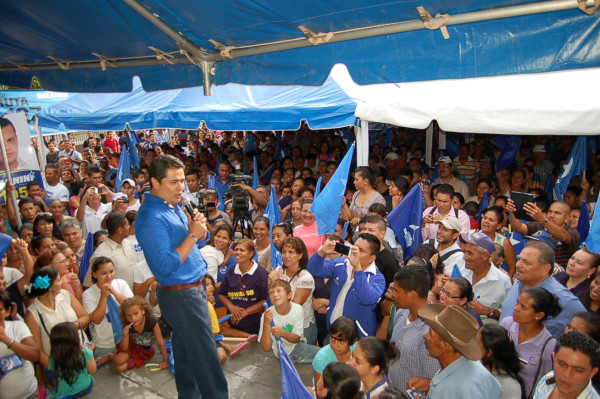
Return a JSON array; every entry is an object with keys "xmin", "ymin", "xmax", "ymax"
[{"xmin": 334, "ymin": 242, "xmax": 351, "ymax": 256}]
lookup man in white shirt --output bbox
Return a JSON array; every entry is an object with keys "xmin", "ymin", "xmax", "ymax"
[
  {"xmin": 43, "ymin": 165, "xmax": 69, "ymax": 207},
  {"xmin": 76, "ymin": 186, "xmax": 112, "ymax": 236},
  {"xmin": 87, "ymin": 212, "xmax": 137, "ymax": 288},
  {"xmin": 427, "ymin": 216, "xmax": 467, "ymax": 276},
  {"xmin": 433, "ymin": 156, "xmax": 470, "ymax": 199},
  {"xmin": 462, "ymin": 232, "xmax": 512, "ymax": 324}
]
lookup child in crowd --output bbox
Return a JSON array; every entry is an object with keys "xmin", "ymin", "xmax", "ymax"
[
  {"xmin": 48, "ymin": 322, "xmax": 96, "ymax": 398},
  {"xmin": 113, "ymin": 296, "xmax": 169, "ymax": 373},
  {"xmin": 259, "ymin": 280, "xmax": 319, "ymax": 363},
  {"xmin": 204, "ymin": 275, "xmax": 251, "ymax": 364}
]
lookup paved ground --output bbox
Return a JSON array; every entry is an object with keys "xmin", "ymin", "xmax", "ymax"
[{"xmin": 85, "ymin": 342, "xmax": 314, "ymax": 399}]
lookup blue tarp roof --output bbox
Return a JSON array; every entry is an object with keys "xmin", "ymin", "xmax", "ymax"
[
  {"xmin": 0, "ymin": 1, "xmax": 598, "ymax": 92},
  {"xmin": 37, "ymin": 72, "xmax": 359, "ymax": 131}
]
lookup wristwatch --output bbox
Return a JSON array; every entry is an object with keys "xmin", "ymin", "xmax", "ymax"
[
  {"xmin": 542, "ymin": 218, "xmax": 549, "ymax": 225},
  {"xmin": 488, "ymin": 308, "xmax": 495, "ymax": 319}
]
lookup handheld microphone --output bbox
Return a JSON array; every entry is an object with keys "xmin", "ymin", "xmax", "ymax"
[{"xmin": 181, "ymin": 197, "xmax": 196, "ymax": 218}]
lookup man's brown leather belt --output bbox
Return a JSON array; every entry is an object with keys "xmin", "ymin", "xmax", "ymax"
[{"xmin": 158, "ymin": 278, "xmax": 204, "ymax": 291}]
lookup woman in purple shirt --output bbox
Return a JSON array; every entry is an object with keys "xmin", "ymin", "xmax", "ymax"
[{"xmin": 499, "ymin": 287, "xmax": 562, "ymax": 397}]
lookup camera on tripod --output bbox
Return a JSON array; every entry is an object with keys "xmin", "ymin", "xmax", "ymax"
[
  {"xmin": 227, "ymin": 165, "xmax": 255, "ymax": 238},
  {"xmin": 195, "ymin": 191, "xmax": 209, "ymax": 218}
]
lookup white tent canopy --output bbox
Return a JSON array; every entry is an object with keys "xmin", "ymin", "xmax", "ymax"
[{"xmin": 353, "ymin": 67, "xmax": 600, "ymax": 135}]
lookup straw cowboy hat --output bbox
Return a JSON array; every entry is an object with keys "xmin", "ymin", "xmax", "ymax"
[{"xmin": 418, "ymin": 304, "xmax": 482, "ymax": 361}]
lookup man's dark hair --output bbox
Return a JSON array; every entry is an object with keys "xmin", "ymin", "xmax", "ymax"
[
  {"xmin": 0, "ymin": 117, "xmax": 15, "ymax": 131},
  {"xmin": 557, "ymin": 331, "xmax": 600, "ymax": 369},
  {"xmin": 88, "ymin": 165, "xmax": 102, "ymax": 175},
  {"xmin": 436, "ymin": 183, "xmax": 454, "ymax": 197},
  {"xmin": 373, "ymin": 166, "xmax": 387, "ymax": 182},
  {"xmin": 393, "ymin": 265, "xmax": 430, "ymax": 299},
  {"xmin": 185, "ymin": 169, "xmax": 200, "ymax": 179},
  {"xmin": 106, "ymin": 212, "xmax": 127, "ymax": 235},
  {"xmin": 18, "ymin": 197, "xmax": 37, "ymax": 210},
  {"xmin": 44, "ymin": 164, "xmax": 59, "ymax": 172},
  {"xmin": 357, "ymin": 233, "xmax": 380, "ymax": 256},
  {"xmin": 297, "ymin": 186, "xmax": 314, "ymax": 198},
  {"xmin": 149, "ymin": 155, "xmax": 184, "ymax": 186},
  {"xmin": 26, "ymin": 181, "xmax": 42, "ymax": 191},
  {"xmin": 364, "ymin": 214, "xmax": 387, "ymax": 233}
]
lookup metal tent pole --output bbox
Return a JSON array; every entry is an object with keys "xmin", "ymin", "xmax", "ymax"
[{"xmin": 0, "ymin": 124, "xmax": 22, "ymax": 230}]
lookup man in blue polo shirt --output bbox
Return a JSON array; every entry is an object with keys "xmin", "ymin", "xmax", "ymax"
[
  {"xmin": 500, "ymin": 240, "xmax": 585, "ymax": 338},
  {"xmin": 136, "ymin": 155, "xmax": 227, "ymax": 399}
]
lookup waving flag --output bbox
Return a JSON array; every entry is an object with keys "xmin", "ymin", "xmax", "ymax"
[
  {"xmin": 314, "ymin": 177, "xmax": 322, "ymax": 198},
  {"xmin": 445, "ymin": 137, "xmax": 459, "ymax": 159},
  {"xmin": 115, "ymin": 147, "xmax": 131, "ymax": 192},
  {"xmin": 477, "ymin": 191, "xmax": 491, "ymax": 222},
  {"xmin": 124, "ymin": 124, "xmax": 140, "ymax": 167},
  {"xmin": 311, "ymin": 143, "xmax": 355, "ymax": 235},
  {"xmin": 279, "ymin": 340, "xmax": 313, "ymax": 399},
  {"xmin": 243, "ymin": 132, "xmax": 255, "ymax": 154},
  {"xmin": 388, "ymin": 183, "xmax": 424, "ymax": 261},
  {"xmin": 78, "ymin": 232, "xmax": 94, "ymax": 283},
  {"xmin": 544, "ymin": 174, "xmax": 555, "ymax": 202},
  {"xmin": 274, "ymin": 131, "xmax": 285, "ymax": 162},
  {"xmin": 264, "ymin": 185, "xmax": 282, "ymax": 270},
  {"xmin": 555, "ymin": 136, "xmax": 595, "ymax": 200},
  {"xmin": 578, "ymin": 201, "xmax": 590, "ymax": 244},
  {"xmin": 492, "ymin": 135, "xmax": 521, "ymax": 172},
  {"xmin": 252, "ymin": 156, "xmax": 259, "ymax": 189},
  {"xmin": 0, "ymin": 233, "xmax": 12, "ymax": 259},
  {"xmin": 585, "ymin": 202, "xmax": 600, "ymax": 253}
]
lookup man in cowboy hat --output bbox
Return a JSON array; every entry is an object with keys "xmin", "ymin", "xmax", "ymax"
[{"xmin": 418, "ymin": 304, "xmax": 502, "ymax": 399}]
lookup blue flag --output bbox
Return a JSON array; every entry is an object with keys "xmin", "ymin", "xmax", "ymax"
[
  {"xmin": 555, "ymin": 136, "xmax": 594, "ymax": 200},
  {"xmin": 341, "ymin": 221, "xmax": 349, "ymax": 241},
  {"xmin": 0, "ymin": 233, "xmax": 12, "ymax": 259},
  {"xmin": 339, "ymin": 127, "xmax": 353, "ymax": 150},
  {"xmin": 78, "ymin": 232, "xmax": 95, "ymax": 283},
  {"xmin": 124, "ymin": 124, "xmax": 140, "ymax": 167},
  {"xmin": 388, "ymin": 183, "xmax": 424, "ymax": 261},
  {"xmin": 585, "ymin": 202, "xmax": 600, "ymax": 253},
  {"xmin": 445, "ymin": 137, "xmax": 459, "ymax": 159},
  {"xmin": 274, "ymin": 131, "xmax": 285, "ymax": 162},
  {"xmin": 278, "ymin": 339, "xmax": 313, "ymax": 399},
  {"xmin": 578, "ymin": 201, "xmax": 590, "ymax": 244},
  {"xmin": 492, "ymin": 135, "xmax": 521, "ymax": 172},
  {"xmin": 451, "ymin": 264, "xmax": 462, "ymax": 278},
  {"xmin": 544, "ymin": 174, "xmax": 554, "ymax": 202},
  {"xmin": 311, "ymin": 143, "xmax": 355, "ymax": 235},
  {"xmin": 252, "ymin": 156, "xmax": 259, "ymax": 189},
  {"xmin": 264, "ymin": 185, "xmax": 283, "ymax": 270},
  {"xmin": 115, "ymin": 148, "xmax": 131, "ymax": 193},
  {"xmin": 314, "ymin": 177, "xmax": 322, "ymax": 198},
  {"xmin": 477, "ymin": 191, "xmax": 491, "ymax": 222},
  {"xmin": 244, "ymin": 132, "xmax": 255, "ymax": 154}
]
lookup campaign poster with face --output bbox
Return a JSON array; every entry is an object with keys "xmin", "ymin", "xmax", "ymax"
[{"xmin": 0, "ymin": 112, "xmax": 43, "ymax": 204}]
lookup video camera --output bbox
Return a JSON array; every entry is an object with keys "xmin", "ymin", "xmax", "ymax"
[{"xmin": 227, "ymin": 165, "xmax": 253, "ymax": 216}]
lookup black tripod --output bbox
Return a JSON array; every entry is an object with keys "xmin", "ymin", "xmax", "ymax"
[{"xmin": 232, "ymin": 211, "xmax": 254, "ymax": 239}]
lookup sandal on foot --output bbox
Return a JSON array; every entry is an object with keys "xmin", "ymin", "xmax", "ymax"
[
  {"xmin": 230, "ymin": 342, "xmax": 250, "ymax": 357},
  {"xmin": 246, "ymin": 334, "xmax": 258, "ymax": 343}
]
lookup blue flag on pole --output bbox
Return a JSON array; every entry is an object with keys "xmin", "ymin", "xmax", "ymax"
[
  {"xmin": 477, "ymin": 191, "xmax": 491, "ymax": 222},
  {"xmin": 578, "ymin": 201, "xmax": 590, "ymax": 244},
  {"xmin": 492, "ymin": 135, "xmax": 521, "ymax": 172},
  {"xmin": 244, "ymin": 132, "xmax": 255, "ymax": 154},
  {"xmin": 311, "ymin": 143, "xmax": 355, "ymax": 235},
  {"xmin": 388, "ymin": 183, "xmax": 424, "ymax": 261},
  {"xmin": 585, "ymin": 202, "xmax": 600, "ymax": 253},
  {"xmin": 124, "ymin": 124, "xmax": 140, "ymax": 167},
  {"xmin": 252, "ymin": 156, "xmax": 259, "ymax": 189},
  {"xmin": 0, "ymin": 233, "xmax": 12, "ymax": 259},
  {"xmin": 78, "ymin": 232, "xmax": 94, "ymax": 283},
  {"xmin": 264, "ymin": 185, "xmax": 282, "ymax": 270},
  {"xmin": 555, "ymin": 136, "xmax": 594, "ymax": 200},
  {"xmin": 115, "ymin": 146, "xmax": 131, "ymax": 192},
  {"xmin": 274, "ymin": 132, "xmax": 285, "ymax": 162},
  {"xmin": 341, "ymin": 221, "xmax": 349, "ymax": 241},
  {"xmin": 278, "ymin": 339, "xmax": 313, "ymax": 399},
  {"xmin": 445, "ymin": 137, "xmax": 459, "ymax": 159},
  {"xmin": 314, "ymin": 177, "xmax": 322, "ymax": 198},
  {"xmin": 544, "ymin": 175, "xmax": 555, "ymax": 202}
]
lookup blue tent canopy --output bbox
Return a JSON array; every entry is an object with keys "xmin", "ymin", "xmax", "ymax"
[
  {"xmin": 0, "ymin": 1, "xmax": 598, "ymax": 92},
  {"xmin": 37, "ymin": 72, "xmax": 359, "ymax": 131}
]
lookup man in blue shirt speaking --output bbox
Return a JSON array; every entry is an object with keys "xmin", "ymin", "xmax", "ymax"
[{"xmin": 136, "ymin": 155, "xmax": 228, "ymax": 399}]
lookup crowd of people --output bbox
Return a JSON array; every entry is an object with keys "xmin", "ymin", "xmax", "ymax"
[{"xmin": 1, "ymin": 124, "xmax": 600, "ymax": 399}]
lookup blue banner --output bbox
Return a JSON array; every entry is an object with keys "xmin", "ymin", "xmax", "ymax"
[
  {"xmin": 555, "ymin": 136, "xmax": 595, "ymax": 200},
  {"xmin": 388, "ymin": 183, "xmax": 424, "ymax": 261}
]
